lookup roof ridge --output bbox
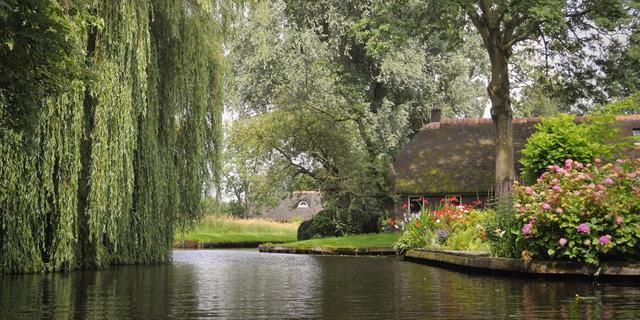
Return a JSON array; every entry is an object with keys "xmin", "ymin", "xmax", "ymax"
[{"xmin": 421, "ymin": 114, "xmax": 640, "ymax": 130}]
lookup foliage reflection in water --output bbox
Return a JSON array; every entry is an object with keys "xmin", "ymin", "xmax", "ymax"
[{"xmin": 1, "ymin": 250, "xmax": 639, "ymax": 319}]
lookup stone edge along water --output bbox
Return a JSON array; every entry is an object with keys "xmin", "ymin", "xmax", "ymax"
[
  {"xmin": 258, "ymin": 244, "xmax": 397, "ymax": 256},
  {"xmin": 404, "ymin": 248, "xmax": 640, "ymax": 278}
]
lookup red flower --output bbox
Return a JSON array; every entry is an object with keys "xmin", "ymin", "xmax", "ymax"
[
  {"xmin": 401, "ymin": 203, "xmax": 408, "ymax": 209},
  {"xmin": 415, "ymin": 220, "xmax": 422, "ymax": 228},
  {"xmin": 387, "ymin": 218, "xmax": 396, "ymax": 225}
]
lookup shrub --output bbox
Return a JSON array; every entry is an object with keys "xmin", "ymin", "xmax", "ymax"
[
  {"xmin": 297, "ymin": 220, "xmax": 314, "ymax": 241},
  {"xmin": 519, "ymin": 113, "xmax": 624, "ymax": 184},
  {"xmin": 296, "ymin": 209, "xmax": 340, "ymax": 240},
  {"xmin": 297, "ymin": 199, "xmax": 386, "ymax": 240},
  {"xmin": 483, "ymin": 198, "xmax": 526, "ymax": 258},
  {"xmin": 395, "ymin": 198, "xmax": 489, "ymax": 252},
  {"xmin": 513, "ymin": 158, "xmax": 640, "ymax": 264},
  {"xmin": 345, "ymin": 201, "xmax": 383, "ymax": 234}
]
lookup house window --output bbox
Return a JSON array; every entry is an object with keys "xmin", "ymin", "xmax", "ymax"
[
  {"xmin": 634, "ymin": 128, "xmax": 640, "ymax": 146},
  {"xmin": 447, "ymin": 195, "xmax": 462, "ymax": 206},
  {"xmin": 297, "ymin": 200, "xmax": 309, "ymax": 209},
  {"xmin": 408, "ymin": 196, "xmax": 427, "ymax": 214}
]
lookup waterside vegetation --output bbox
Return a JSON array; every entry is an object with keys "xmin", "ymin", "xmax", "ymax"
[
  {"xmin": 396, "ymin": 110, "xmax": 640, "ymax": 266},
  {"xmin": 176, "ymin": 216, "xmax": 299, "ymax": 246},
  {"xmin": 1, "ymin": 0, "xmax": 225, "ymax": 274},
  {"xmin": 275, "ymin": 232, "xmax": 401, "ymax": 249}
]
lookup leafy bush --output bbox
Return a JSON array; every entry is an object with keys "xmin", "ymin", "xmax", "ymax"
[
  {"xmin": 445, "ymin": 209, "xmax": 492, "ymax": 251},
  {"xmin": 297, "ymin": 199, "xmax": 386, "ymax": 240},
  {"xmin": 519, "ymin": 113, "xmax": 624, "ymax": 183},
  {"xmin": 395, "ymin": 198, "xmax": 489, "ymax": 252},
  {"xmin": 297, "ymin": 220, "xmax": 314, "ymax": 240},
  {"xmin": 483, "ymin": 199, "xmax": 526, "ymax": 258},
  {"xmin": 296, "ymin": 209, "xmax": 344, "ymax": 240},
  {"xmin": 513, "ymin": 158, "xmax": 640, "ymax": 264},
  {"xmin": 345, "ymin": 200, "xmax": 384, "ymax": 234}
]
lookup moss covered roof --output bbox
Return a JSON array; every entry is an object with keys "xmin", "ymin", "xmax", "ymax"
[
  {"xmin": 394, "ymin": 115, "xmax": 640, "ymax": 195},
  {"xmin": 260, "ymin": 191, "xmax": 323, "ymax": 221}
]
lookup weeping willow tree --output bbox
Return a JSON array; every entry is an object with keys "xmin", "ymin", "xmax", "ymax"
[{"xmin": 0, "ymin": 0, "xmax": 224, "ymax": 273}]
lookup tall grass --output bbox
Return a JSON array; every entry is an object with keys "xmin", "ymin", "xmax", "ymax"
[{"xmin": 177, "ymin": 215, "xmax": 300, "ymax": 244}]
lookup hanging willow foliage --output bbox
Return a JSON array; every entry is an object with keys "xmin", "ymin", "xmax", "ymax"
[{"xmin": 0, "ymin": 0, "xmax": 224, "ymax": 273}]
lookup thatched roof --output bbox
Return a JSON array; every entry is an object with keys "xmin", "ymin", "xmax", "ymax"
[
  {"xmin": 394, "ymin": 115, "xmax": 640, "ymax": 195},
  {"xmin": 260, "ymin": 191, "xmax": 323, "ymax": 222}
]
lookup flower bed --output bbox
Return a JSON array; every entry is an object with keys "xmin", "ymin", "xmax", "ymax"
[
  {"xmin": 513, "ymin": 159, "xmax": 640, "ymax": 265},
  {"xmin": 395, "ymin": 198, "xmax": 491, "ymax": 253}
]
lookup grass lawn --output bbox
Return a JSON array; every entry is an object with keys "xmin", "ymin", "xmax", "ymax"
[
  {"xmin": 176, "ymin": 216, "xmax": 299, "ymax": 244},
  {"xmin": 277, "ymin": 232, "xmax": 401, "ymax": 249}
]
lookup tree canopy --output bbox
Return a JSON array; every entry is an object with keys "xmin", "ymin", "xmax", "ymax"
[
  {"xmin": 224, "ymin": 0, "xmax": 492, "ymax": 232},
  {"xmin": 224, "ymin": 0, "xmax": 640, "ymax": 232},
  {"xmin": 366, "ymin": 0, "xmax": 639, "ymax": 196},
  {"xmin": 0, "ymin": 0, "xmax": 225, "ymax": 273}
]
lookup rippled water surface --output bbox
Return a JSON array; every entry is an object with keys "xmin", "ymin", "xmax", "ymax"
[{"xmin": 1, "ymin": 249, "xmax": 640, "ymax": 319}]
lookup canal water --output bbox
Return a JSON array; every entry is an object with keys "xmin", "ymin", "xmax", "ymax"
[{"xmin": 1, "ymin": 249, "xmax": 639, "ymax": 319}]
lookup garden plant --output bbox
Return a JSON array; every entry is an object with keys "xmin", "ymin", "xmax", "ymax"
[{"xmin": 512, "ymin": 158, "xmax": 640, "ymax": 265}]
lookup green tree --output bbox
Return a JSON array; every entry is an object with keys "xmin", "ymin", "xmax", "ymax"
[
  {"xmin": 405, "ymin": 0, "xmax": 635, "ymax": 197},
  {"xmin": 226, "ymin": 0, "xmax": 491, "ymax": 235},
  {"xmin": 1, "ymin": 0, "xmax": 226, "ymax": 273}
]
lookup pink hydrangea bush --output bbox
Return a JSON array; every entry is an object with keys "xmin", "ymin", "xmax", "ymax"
[{"xmin": 513, "ymin": 158, "xmax": 640, "ymax": 265}]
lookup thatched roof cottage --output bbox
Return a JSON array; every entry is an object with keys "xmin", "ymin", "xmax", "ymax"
[
  {"xmin": 393, "ymin": 111, "xmax": 640, "ymax": 218},
  {"xmin": 260, "ymin": 191, "xmax": 323, "ymax": 222}
]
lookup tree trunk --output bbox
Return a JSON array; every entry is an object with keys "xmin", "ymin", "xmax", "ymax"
[
  {"xmin": 76, "ymin": 23, "xmax": 98, "ymax": 267},
  {"xmin": 487, "ymin": 42, "xmax": 515, "ymax": 199}
]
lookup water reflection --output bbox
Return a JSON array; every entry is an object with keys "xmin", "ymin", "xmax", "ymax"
[
  {"xmin": 0, "ymin": 261, "xmax": 201, "ymax": 319},
  {"xmin": 0, "ymin": 250, "xmax": 639, "ymax": 319}
]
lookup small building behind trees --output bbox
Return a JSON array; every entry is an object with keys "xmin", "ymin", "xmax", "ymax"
[
  {"xmin": 258, "ymin": 191, "xmax": 324, "ymax": 222},
  {"xmin": 393, "ymin": 113, "xmax": 640, "ymax": 219}
]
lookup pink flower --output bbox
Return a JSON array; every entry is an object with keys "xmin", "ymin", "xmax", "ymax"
[
  {"xmin": 615, "ymin": 216, "xmax": 623, "ymax": 225},
  {"xmin": 542, "ymin": 203, "xmax": 552, "ymax": 210},
  {"xmin": 555, "ymin": 208, "xmax": 564, "ymax": 214},
  {"xmin": 595, "ymin": 158, "xmax": 602, "ymax": 165},
  {"xmin": 556, "ymin": 168, "xmax": 566, "ymax": 174},
  {"xmin": 594, "ymin": 191, "xmax": 604, "ymax": 201},
  {"xmin": 603, "ymin": 177, "xmax": 614, "ymax": 185},
  {"xmin": 576, "ymin": 223, "xmax": 590, "ymax": 234},
  {"xmin": 559, "ymin": 238, "xmax": 568, "ymax": 247},
  {"xmin": 524, "ymin": 187, "xmax": 535, "ymax": 195},
  {"xmin": 599, "ymin": 235, "xmax": 611, "ymax": 245},
  {"xmin": 552, "ymin": 185, "xmax": 561, "ymax": 192},
  {"xmin": 551, "ymin": 178, "xmax": 560, "ymax": 185},
  {"xmin": 564, "ymin": 159, "xmax": 573, "ymax": 168},
  {"xmin": 522, "ymin": 223, "xmax": 533, "ymax": 235},
  {"xmin": 575, "ymin": 162, "xmax": 584, "ymax": 169}
]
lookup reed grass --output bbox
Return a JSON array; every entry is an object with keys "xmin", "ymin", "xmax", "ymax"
[{"xmin": 177, "ymin": 215, "xmax": 299, "ymax": 244}]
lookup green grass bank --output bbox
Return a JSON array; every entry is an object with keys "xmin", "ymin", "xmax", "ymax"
[
  {"xmin": 275, "ymin": 232, "xmax": 401, "ymax": 249},
  {"xmin": 175, "ymin": 216, "xmax": 299, "ymax": 247}
]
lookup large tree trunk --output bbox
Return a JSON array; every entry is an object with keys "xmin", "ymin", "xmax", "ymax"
[{"xmin": 487, "ymin": 43, "xmax": 515, "ymax": 199}]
